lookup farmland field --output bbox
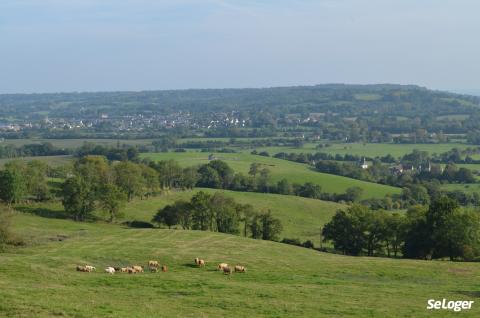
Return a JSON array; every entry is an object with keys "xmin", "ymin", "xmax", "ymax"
[
  {"xmin": 251, "ymin": 142, "xmax": 471, "ymax": 158},
  {"xmin": 0, "ymin": 138, "xmax": 154, "ymax": 148},
  {"xmin": 0, "ymin": 212, "xmax": 478, "ymax": 317},
  {"xmin": 141, "ymin": 152, "xmax": 401, "ymax": 199},
  {"xmin": 15, "ymin": 188, "xmax": 344, "ymax": 245},
  {"xmin": 0, "ymin": 155, "xmax": 72, "ymax": 167}
]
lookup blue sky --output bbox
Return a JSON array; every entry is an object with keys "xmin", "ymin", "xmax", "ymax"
[{"xmin": 0, "ymin": 0, "xmax": 478, "ymax": 93}]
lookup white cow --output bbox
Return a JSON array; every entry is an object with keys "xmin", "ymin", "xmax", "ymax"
[{"xmin": 105, "ymin": 267, "xmax": 115, "ymax": 274}]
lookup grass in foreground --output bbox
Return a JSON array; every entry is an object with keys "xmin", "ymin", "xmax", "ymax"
[{"xmin": 0, "ymin": 213, "xmax": 479, "ymax": 317}]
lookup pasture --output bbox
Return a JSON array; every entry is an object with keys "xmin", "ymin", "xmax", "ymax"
[
  {"xmin": 0, "ymin": 138, "xmax": 153, "ymax": 148},
  {"xmin": 15, "ymin": 188, "xmax": 344, "ymax": 245},
  {"xmin": 0, "ymin": 155, "xmax": 72, "ymax": 167},
  {"xmin": 141, "ymin": 152, "xmax": 401, "ymax": 200},
  {"xmin": 251, "ymin": 142, "xmax": 471, "ymax": 159},
  {"xmin": 0, "ymin": 213, "xmax": 479, "ymax": 317}
]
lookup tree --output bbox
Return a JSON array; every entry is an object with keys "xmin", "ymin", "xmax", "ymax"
[
  {"xmin": 276, "ymin": 178, "xmax": 293, "ymax": 195},
  {"xmin": 114, "ymin": 161, "xmax": 143, "ymax": 201},
  {"xmin": 98, "ymin": 184, "xmax": 127, "ymax": 222},
  {"xmin": 191, "ymin": 191, "xmax": 213, "ymax": 231},
  {"xmin": 181, "ymin": 167, "xmax": 199, "ymax": 189},
  {"xmin": 248, "ymin": 163, "xmax": 262, "ymax": 179},
  {"xmin": 211, "ymin": 193, "xmax": 240, "ymax": 234},
  {"xmin": 197, "ymin": 165, "xmax": 222, "ymax": 188},
  {"xmin": 259, "ymin": 210, "xmax": 283, "ymax": 241},
  {"xmin": 153, "ymin": 204, "xmax": 180, "ymax": 229},
  {"xmin": 257, "ymin": 168, "xmax": 271, "ymax": 192},
  {"xmin": 26, "ymin": 160, "xmax": 50, "ymax": 201},
  {"xmin": 322, "ymin": 205, "xmax": 370, "ymax": 256},
  {"xmin": 0, "ymin": 169, "xmax": 26, "ymax": 205},
  {"xmin": 237, "ymin": 203, "xmax": 256, "ymax": 237},
  {"xmin": 344, "ymin": 187, "xmax": 363, "ymax": 202},
  {"xmin": 61, "ymin": 176, "xmax": 96, "ymax": 221},
  {"xmin": 207, "ymin": 160, "xmax": 234, "ymax": 188},
  {"xmin": 140, "ymin": 164, "xmax": 159, "ymax": 197}
]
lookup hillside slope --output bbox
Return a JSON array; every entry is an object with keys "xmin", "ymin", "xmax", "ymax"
[
  {"xmin": 1, "ymin": 213, "xmax": 478, "ymax": 317},
  {"xmin": 141, "ymin": 152, "xmax": 401, "ymax": 199}
]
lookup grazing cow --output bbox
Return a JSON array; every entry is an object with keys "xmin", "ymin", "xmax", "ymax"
[
  {"xmin": 133, "ymin": 265, "xmax": 144, "ymax": 273},
  {"xmin": 105, "ymin": 267, "xmax": 115, "ymax": 274},
  {"xmin": 127, "ymin": 267, "xmax": 136, "ymax": 274},
  {"xmin": 114, "ymin": 267, "xmax": 121, "ymax": 272},
  {"xmin": 217, "ymin": 263, "xmax": 229, "ymax": 271},
  {"xmin": 223, "ymin": 266, "xmax": 233, "ymax": 275},
  {"xmin": 150, "ymin": 267, "xmax": 158, "ymax": 273},
  {"xmin": 148, "ymin": 260, "xmax": 160, "ymax": 268},
  {"xmin": 198, "ymin": 259, "xmax": 206, "ymax": 267},
  {"xmin": 85, "ymin": 265, "xmax": 96, "ymax": 272},
  {"xmin": 161, "ymin": 265, "xmax": 168, "ymax": 272},
  {"xmin": 234, "ymin": 265, "xmax": 246, "ymax": 273},
  {"xmin": 120, "ymin": 267, "xmax": 128, "ymax": 273},
  {"xmin": 76, "ymin": 265, "xmax": 87, "ymax": 272},
  {"xmin": 194, "ymin": 258, "xmax": 200, "ymax": 265}
]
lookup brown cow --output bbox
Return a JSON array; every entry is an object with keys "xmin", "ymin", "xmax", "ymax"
[
  {"xmin": 234, "ymin": 265, "xmax": 246, "ymax": 273},
  {"xmin": 223, "ymin": 266, "xmax": 233, "ymax": 275},
  {"xmin": 76, "ymin": 265, "xmax": 88, "ymax": 272},
  {"xmin": 161, "ymin": 265, "xmax": 168, "ymax": 272},
  {"xmin": 217, "ymin": 263, "xmax": 229, "ymax": 271},
  {"xmin": 148, "ymin": 260, "xmax": 160, "ymax": 268},
  {"xmin": 133, "ymin": 265, "xmax": 144, "ymax": 273}
]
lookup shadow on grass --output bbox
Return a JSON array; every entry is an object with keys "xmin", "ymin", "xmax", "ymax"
[
  {"xmin": 15, "ymin": 206, "xmax": 71, "ymax": 219},
  {"xmin": 15, "ymin": 206, "xmax": 100, "ymax": 222}
]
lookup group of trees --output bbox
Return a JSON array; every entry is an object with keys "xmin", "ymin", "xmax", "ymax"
[
  {"xmin": 323, "ymin": 197, "xmax": 480, "ymax": 261},
  {"xmin": 0, "ymin": 160, "xmax": 50, "ymax": 204},
  {"xmin": 0, "ymin": 142, "xmax": 68, "ymax": 159},
  {"xmin": 192, "ymin": 160, "xmax": 364, "ymax": 203},
  {"xmin": 74, "ymin": 143, "xmax": 139, "ymax": 162},
  {"xmin": 153, "ymin": 191, "xmax": 283, "ymax": 241},
  {"xmin": 61, "ymin": 156, "xmax": 160, "ymax": 221}
]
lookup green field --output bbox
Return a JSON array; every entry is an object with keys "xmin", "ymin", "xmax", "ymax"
[
  {"xmin": 252, "ymin": 143, "xmax": 471, "ymax": 159},
  {"xmin": 1, "ymin": 212, "xmax": 479, "ymax": 317},
  {"xmin": 0, "ymin": 138, "xmax": 154, "ymax": 148},
  {"xmin": 16, "ymin": 188, "xmax": 344, "ymax": 246},
  {"xmin": 140, "ymin": 152, "xmax": 401, "ymax": 199},
  {"xmin": 0, "ymin": 155, "xmax": 72, "ymax": 167},
  {"xmin": 441, "ymin": 183, "xmax": 480, "ymax": 194}
]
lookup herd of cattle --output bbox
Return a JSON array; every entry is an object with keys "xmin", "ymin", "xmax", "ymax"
[{"xmin": 76, "ymin": 258, "xmax": 246, "ymax": 275}]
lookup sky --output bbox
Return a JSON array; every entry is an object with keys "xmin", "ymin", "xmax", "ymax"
[{"xmin": 0, "ymin": 0, "xmax": 479, "ymax": 94}]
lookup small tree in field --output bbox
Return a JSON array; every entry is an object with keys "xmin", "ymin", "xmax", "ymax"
[{"xmin": 98, "ymin": 184, "xmax": 127, "ymax": 222}]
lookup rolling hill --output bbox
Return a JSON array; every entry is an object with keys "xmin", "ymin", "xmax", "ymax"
[
  {"xmin": 1, "ymin": 213, "xmax": 478, "ymax": 317},
  {"xmin": 140, "ymin": 152, "xmax": 401, "ymax": 200}
]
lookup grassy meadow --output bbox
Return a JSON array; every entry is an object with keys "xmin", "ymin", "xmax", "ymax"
[
  {"xmin": 0, "ymin": 212, "xmax": 479, "ymax": 317},
  {"xmin": 16, "ymin": 188, "xmax": 344, "ymax": 245},
  {"xmin": 251, "ymin": 142, "xmax": 471, "ymax": 158},
  {"xmin": 140, "ymin": 152, "xmax": 401, "ymax": 199}
]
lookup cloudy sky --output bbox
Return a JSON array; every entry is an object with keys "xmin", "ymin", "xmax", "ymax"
[{"xmin": 0, "ymin": 0, "xmax": 478, "ymax": 93}]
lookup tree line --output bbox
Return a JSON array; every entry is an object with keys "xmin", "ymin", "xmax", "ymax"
[
  {"xmin": 153, "ymin": 191, "xmax": 283, "ymax": 241},
  {"xmin": 322, "ymin": 197, "xmax": 480, "ymax": 261}
]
